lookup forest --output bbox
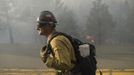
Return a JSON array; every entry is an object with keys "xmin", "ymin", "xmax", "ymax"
[{"xmin": 0, "ymin": 0, "xmax": 134, "ymax": 45}]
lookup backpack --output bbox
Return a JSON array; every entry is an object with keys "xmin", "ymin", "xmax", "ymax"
[{"xmin": 47, "ymin": 32, "xmax": 97, "ymax": 75}]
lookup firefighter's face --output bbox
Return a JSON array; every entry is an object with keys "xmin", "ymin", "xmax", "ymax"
[{"xmin": 37, "ymin": 23, "xmax": 49, "ymax": 36}]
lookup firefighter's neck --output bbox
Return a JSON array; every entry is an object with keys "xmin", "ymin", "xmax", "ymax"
[{"xmin": 46, "ymin": 29, "xmax": 56, "ymax": 38}]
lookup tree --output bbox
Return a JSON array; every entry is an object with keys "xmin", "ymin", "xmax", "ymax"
[
  {"xmin": 54, "ymin": 0, "xmax": 79, "ymax": 37},
  {"xmin": 114, "ymin": 0, "xmax": 130, "ymax": 43},
  {"xmin": 86, "ymin": 0, "xmax": 115, "ymax": 44},
  {"xmin": 126, "ymin": 3, "xmax": 134, "ymax": 43},
  {"xmin": 57, "ymin": 10, "xmax": 78, "ymax": 37},
  {"xmin": 0, "ymin": 0, "xmax": 15, "ymax": 43},
  {"xmin": 0, "ymin": 0, "xmax": 7, "ymax": 31}
]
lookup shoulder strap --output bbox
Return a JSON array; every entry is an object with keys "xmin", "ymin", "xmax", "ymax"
[
  {"xmin": 48, "ymin": 32, "xmax": 60, "ymax": 44},
  {"xmin": 48, "ymin": 32, "xmax": 71, "ymax": 43},
  {"xmin": 47, "ymin": 32, "xmax": 64, "ymax": 57}
]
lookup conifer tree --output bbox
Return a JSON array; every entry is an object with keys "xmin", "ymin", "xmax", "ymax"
[{"xmin": 86, "ymin": 0, "xmax": 115, "ymax": 44}]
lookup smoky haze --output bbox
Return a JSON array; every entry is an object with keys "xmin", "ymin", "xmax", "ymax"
[{"xmin": 0, "ymin": 0, "xmax": 134, "ymax": 69}]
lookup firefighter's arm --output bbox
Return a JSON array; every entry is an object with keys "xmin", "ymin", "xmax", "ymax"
[{"xmin": 45, "ymin": 36, "xmax": 72, "ymax": 70}]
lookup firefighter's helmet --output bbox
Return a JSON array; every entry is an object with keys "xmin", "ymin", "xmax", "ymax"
[{"xmin": 37, "ymin": 11, "xmax": 57, "ymax": 24}]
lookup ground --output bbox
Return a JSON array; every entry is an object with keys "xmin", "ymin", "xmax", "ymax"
[{"xmin": 0, "ymin": 43, "xmax": 134, "ymax": 75}]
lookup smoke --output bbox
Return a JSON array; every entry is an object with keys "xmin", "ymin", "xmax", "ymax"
[{"xmin": 0, "ymin": 0, "xmax": 134, "ymax": 69}]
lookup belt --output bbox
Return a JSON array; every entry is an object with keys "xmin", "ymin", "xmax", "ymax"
[
  {"xmin": 56, "ymin": 70, "xmax": 81, "ymax": 75},
  {"xmin": 56, "ymin": 70, "xmax": 71, "ymax": 75}
]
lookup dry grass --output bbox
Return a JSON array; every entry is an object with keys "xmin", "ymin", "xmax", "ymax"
[
  {"xmin": 0, "ymin": 69, "xmax": 134, "ymax": 75},
  {"xmin": 0, "ymin": 44, "xmax": 134, "ymax": 75}
]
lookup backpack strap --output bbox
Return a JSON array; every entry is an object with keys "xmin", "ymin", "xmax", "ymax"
[
  {"xmin": 47, "ymin": 32, "xmax": 78, "ymax": 63},
  {"xmin": 47, "ymin": 32, "xmax": 68, "ymax": 57},
  {"xmin": 46, "ymin": 32, "xmax": 60, "ymax": 57}
]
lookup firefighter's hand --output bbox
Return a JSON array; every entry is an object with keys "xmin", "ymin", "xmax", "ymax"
[
  {"xmin": 40, "ymin": 45, "xmax": 48, "ymax": 63},
  {"xmin": 40, "ymin": 45, "xmax": 47, "ymax": 59},
  {"xmin": 41, "ymin": 45, "xmax": 47, "ymax": 52},
  {"xmin": 40, "ymin": 45, "xmax": 47, "ymax": 56}
]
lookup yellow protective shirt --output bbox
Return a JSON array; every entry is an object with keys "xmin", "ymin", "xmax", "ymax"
[{"xmin": 45, "ymin": 34, "xmax": 76, "ymax": 70}]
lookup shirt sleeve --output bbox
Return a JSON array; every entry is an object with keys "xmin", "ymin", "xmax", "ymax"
[{"xmin": 45, "ymin": 36, "xmax": 73, "ymax": 70}]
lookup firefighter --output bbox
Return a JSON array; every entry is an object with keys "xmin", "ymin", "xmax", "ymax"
[{"xmin": 36, "ymin": 11, "xmax": 80, "ymax": 75}]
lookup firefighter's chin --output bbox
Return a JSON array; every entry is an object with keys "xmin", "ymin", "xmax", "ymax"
[{"xmin": 38, "ymin": 31, "xmax": 43, "ymax": 35}]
